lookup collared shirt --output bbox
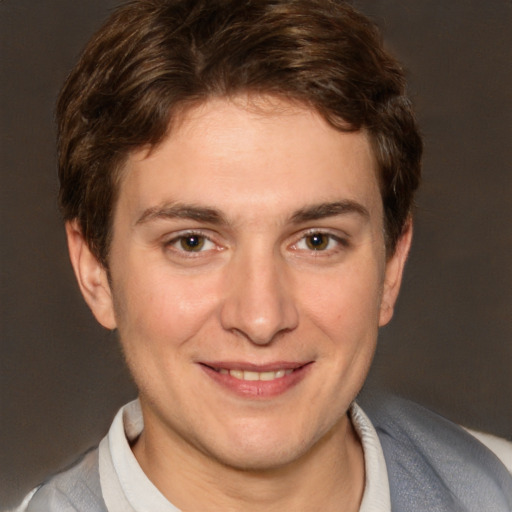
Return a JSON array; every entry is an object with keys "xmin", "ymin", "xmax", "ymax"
[
  {"xmin": 16, "ymin": 399, "xmax": 512, "ymax": 512},
  {"xmin": 99, "ymin": 400, "xmax": 390, "ymax": 511}
]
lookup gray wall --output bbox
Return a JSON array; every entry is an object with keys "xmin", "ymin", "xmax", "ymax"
[{"xmin": 1, "ymin": 0, "xmax": 511, "ymax": 507}]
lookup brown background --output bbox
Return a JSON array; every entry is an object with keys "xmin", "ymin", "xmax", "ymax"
[{"xmin": 1, "ymin": 0, "xmax": 511, "ymax": 508}]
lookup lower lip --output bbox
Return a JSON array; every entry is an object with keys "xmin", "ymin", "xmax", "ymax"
[{"xmin": 200, "ymin": 364, "xmax": 312, "ymax": 399}]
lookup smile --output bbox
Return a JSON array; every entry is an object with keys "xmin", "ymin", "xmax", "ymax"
[
  {"xmin": 200, "ymin": 362, "xmax": 312, "ymax": 398},
  {"xmin": 215, "ymin": 368, "xmax": 294, "ymax": 381}
]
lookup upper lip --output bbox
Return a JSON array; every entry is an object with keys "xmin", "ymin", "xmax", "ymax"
[{"xmin": 200, "ymin": 361, "xmax": 312, "ymax": 372}]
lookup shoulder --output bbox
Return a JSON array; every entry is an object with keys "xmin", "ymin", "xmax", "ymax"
[
  {"xmin": 466, "ymin": 429, "xmax": 512, "ymax": 474},
  {"xmin": 22, "ymin": 447, "xmax": 108, "ymax": 512},
  {"xmin": 359, "ymin": 393, "xmax": 512, "ymax": 511}
]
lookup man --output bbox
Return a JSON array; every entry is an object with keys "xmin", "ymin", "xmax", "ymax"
[{"xmin": 17, "ymin": 0, "xmax": 512, "ymax": 510}]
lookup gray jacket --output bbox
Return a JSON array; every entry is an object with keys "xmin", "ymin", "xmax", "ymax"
[{"xmin": 26, "ymin": 395, "xmax": 512, "ymax": 511}]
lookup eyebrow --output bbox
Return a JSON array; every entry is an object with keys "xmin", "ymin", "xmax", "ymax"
[
  {"xmin": 135, "ymin": 199, "xmax": 369, "ymax": 227},
  {"xmin": 136, "ymin": 203, "xmax": 227, "ymax": 225},
  {"xmin": 289, "ymin": 200, "xmax": 370, "ymax": 223}
]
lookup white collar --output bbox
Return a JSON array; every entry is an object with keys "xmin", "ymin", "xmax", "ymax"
[{"xmin": 99, "ymin": 399, "xmax": 391, "ymax": 511}]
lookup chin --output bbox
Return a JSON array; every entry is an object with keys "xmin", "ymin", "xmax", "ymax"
[
  {"xmin": 200, "ymin": 419, "xmax": 330, "ymax": 473},
  {"xmin": 210, "ymin": 442, "xmax": 307, "ymax": 473}
]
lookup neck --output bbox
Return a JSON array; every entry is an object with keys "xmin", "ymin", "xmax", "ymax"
[{"xmin": 132, "ymin": 409, "xmax": 365, "ymax": 512}]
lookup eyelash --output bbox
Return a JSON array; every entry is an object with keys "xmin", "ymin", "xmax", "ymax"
[
  {"xmin": 164, "ymin": 229, "xmax": 349, "ymax": 257},
  {"xmin": 291, "ymin": 230, "xmax": 349, "ymax": 254},
  {"xmin": 164, "ymin": 231, "xmax": 219, "ymax": 256}
]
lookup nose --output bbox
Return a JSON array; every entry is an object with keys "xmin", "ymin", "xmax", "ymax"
[{"xmin": 220, "ymin": 250, "xmax": 299, "ymax": 346}]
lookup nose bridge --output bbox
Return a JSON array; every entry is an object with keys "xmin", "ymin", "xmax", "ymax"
[{"xmin": 220, "ymin": 242, "xmax": 298, "ymax": 345}]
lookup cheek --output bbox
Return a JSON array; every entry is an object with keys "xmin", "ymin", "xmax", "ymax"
[
  {"xmin": 112, "ymin": 263, "xmax": 221, "ymax": 354},
  {"xmin": 300, "ymin": 261, "xmax": 384, "ymax": 338}
]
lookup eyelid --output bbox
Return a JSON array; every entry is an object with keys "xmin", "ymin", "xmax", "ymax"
[
  {"xmin": 164, "ymin": 229, "xmax": 222, "ymax": 254},
  {"xmin": 289, "ymin": 228, "xmax": 350, "ymax": 252}
]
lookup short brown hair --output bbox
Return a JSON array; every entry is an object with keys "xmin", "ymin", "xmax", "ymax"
[{"xmin": 57, "ymin": 0, "xmax": 422, "ymax": 266}]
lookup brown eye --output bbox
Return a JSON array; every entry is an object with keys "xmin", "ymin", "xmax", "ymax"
[
  {"xmin": 180, "ymin": 235, "xmax": 205, "ymax": 252},
  {"xmin": 305, "ymin": 233, "xmax": 330, "ymax": 250}
]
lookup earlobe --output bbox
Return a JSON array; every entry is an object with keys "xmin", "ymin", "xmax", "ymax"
[
  {"xmin": 65, "ymin": 221, "xmax": 117, "ymax": 330},
  {"xmin": 379, "ymin": 220, "xmax": 413, "ymax": 327}
]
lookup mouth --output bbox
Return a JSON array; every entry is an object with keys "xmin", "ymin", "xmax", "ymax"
[
  {"xmin": 212, "ymin": 367, "xmax": 294, "ymax": 381},
  {"xmin": 199, "ymin": 362, "xmax": 312, "ymax": 398}
]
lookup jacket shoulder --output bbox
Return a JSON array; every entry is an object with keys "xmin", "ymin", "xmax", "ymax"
[
  {"xmin": 25, "ymin": 447, "xmax": 107, "ymax": 512},
  {"xmin": 360, "ymin": 393, "xmax": 512, "ymax": 512}
]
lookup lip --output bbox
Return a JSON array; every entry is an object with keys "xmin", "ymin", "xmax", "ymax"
[{"xmin": 199, "ymin": 361, "xmax": 313, "ymax": 398}]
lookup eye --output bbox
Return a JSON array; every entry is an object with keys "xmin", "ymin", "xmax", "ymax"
[
  {"xmin": 294, "ymin": 232, "xmax": 345, "ymax": 252},
  {"xmin": 168, "ymin": 233, "xmax": 216, "ymax": 253},
  {"xmin": 179, "ymin": 234, "xmax": 206, "ymax": 252},
  {"xmin": 304, "ymin": 233, "xmax": 330, "ymax": 251}
]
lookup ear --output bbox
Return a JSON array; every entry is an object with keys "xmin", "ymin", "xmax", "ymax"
[
  {"xmin": 379, "ymin": 219, "xmax": 413, "ymax": 327},
  {"xmin": 65, "ymin": 220, "xmax": 117, "ymax": 330}
]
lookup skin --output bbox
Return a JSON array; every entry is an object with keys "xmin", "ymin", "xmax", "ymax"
[{"xmin": 67, "ymin": 95, "xmax": 411, "ymax": 511}]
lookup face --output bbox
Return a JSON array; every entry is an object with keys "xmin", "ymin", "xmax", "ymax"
[{"xmin": 70, "ymin": 96, "xmax": 410, "ymax": 472}]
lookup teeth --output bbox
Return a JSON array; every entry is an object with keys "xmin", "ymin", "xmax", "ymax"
[{"xmin": 218, "ymin": 368, "xmax": 294, "ymax": 381}]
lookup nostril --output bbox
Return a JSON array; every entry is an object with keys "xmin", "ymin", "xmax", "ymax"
[{"xmin": 219, "ymin": 259, "xmax": 299, "ymax": 344}]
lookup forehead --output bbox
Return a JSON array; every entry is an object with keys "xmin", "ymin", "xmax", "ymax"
[{"xmin": 119, "ymin": 95, "xmax": 381, "ymax": 224}]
